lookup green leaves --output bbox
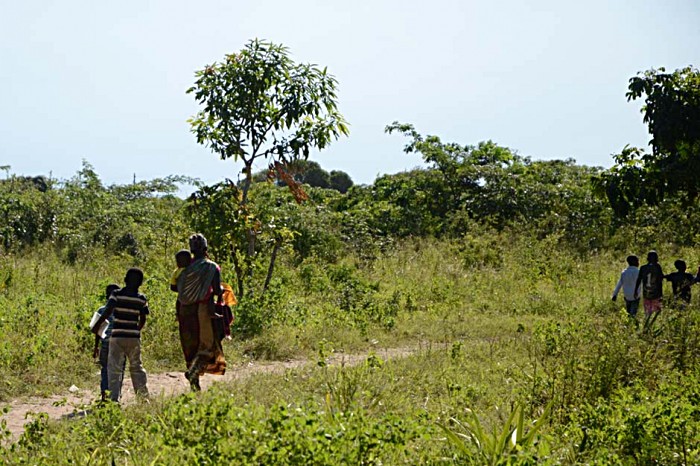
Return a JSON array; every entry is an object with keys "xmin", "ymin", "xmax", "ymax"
[
  {"xmin": 187, "ymin": 39, "xmax": 349, "ymax": 171},
  {"xmin": 378, "ymin": 123, "xmax": 609, "ymax": 243},
  {"xmin": 186, "ymin": 39, "xmax": 350, "ymax": 299},
  {"xmin": 438, "ymin": 402, "xmax": 553, "ymax": 465},
  {"xmin": 593, "ymin": 145, "xmax": 656, "ymax": 218},
  {"xmin": 624, "ymin": 66, "xmax": 700, "ymax": 203}
]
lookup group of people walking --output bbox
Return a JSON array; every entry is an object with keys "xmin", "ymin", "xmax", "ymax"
[
  {"xmin": 90, "ymin": 233, "xmax": 230, "ymax": 402},
  {"xmin": 612, "ymin": 250, "xmax": 700, "ymax": 318},
  {"xmin": 91, "ymin": 241, "xmax": 699, "ymax": 401}
]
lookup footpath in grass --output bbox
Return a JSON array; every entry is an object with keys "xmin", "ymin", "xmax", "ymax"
[
  {"xmin": 0, "ymin": 332, "xmax": 529, "ymax": 464},
  {"xmin": 0, "ymin": 302, "xmax": 559, "ymax": 465},
  {"xmin": 0, "ymin": 345, "xmax": 417, "ymax": 440}
]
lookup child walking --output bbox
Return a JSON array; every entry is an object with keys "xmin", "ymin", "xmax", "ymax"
[
  {"xmin": 665, "ymin": 259, "xmax": 697, "ymax": 304},
  {"xmin": 635, "ymin": 250, "xmax": 664, "ymax": 317},
  {"xmin": 91, "ymin": 268, "xmax": 150, "ymax": 402},
  {"xmin": 92, "ymin": 283, "xmax": 121, "ymax": 401},
  {"xmin": 612, "ymin": 255, "xmax": 641, "ymax": 317}
]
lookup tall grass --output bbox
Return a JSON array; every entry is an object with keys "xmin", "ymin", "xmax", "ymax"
[
  {"xmin": 3, "ymin": 236, "xmax": 700, "ymax": 463},
  {"xmin": 0, "ymin": 235, "xmax": 696, "ymax": 400}
]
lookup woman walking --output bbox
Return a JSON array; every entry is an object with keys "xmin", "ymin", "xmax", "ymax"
[{"xmin": 176, "ymin": 233, "xmax": 226, "ymax": 391}]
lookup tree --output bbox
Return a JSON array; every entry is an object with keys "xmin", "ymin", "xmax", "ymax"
[
  {"xmin": 593, "ymin": 146, "xmax": 659, "ymax": 218},
  {"xmin": 626, "ymin": 66, "xmax": 700, "ymax": 201},
  {"xmin": 277, "ymin": 160, "xmax": 353, "ymax": 193},
  {"xmin": 380, "ymin": 122, "xmax": 610, "ymax": 244},
  {"xmin": 187, "ymin": 39, "xmax": 348, "ymax": 296},
  {"xmin": 187, "ymin": 39, "xmax": 349, "ymax": 204},
  {"xmin": 291, "ymin": 160, "xmax": 331, "ymax": 189},
  {"xmin": 329, "ymin": 170, "xmax": 353, "ymax": 193},
  {"xmin": 385, "ymin": 122, "xmax": 519, "ymax": 223},
  {"xmin": 0, "ymin": 174, "xmax": 57, "ymax": 251}
]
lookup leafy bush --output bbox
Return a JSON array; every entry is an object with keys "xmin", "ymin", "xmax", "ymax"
[{"xmin": 569, "ymin": 376, "xmax": 700, "ymax": 465}]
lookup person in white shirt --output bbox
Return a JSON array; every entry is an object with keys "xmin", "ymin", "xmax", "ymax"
[{"xmin": 612, "ymin": 255, "xmax": 642, "ymax": 317}]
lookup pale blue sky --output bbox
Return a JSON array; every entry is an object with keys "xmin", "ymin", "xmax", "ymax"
[{"xmin": 1, "ymin": 0, "xmax": 698, "ymax": 190}]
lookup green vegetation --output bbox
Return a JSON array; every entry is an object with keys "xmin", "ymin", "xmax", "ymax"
[
  {"xmin": 596, "ymin": 66, "xmax": 700, "ymax": 213},
  {"xmin": 2, "ymin": 238, "xmax": 700, "ymax": 464},
  {"xmin": 0, "ymin": 62, "xmax": 699, "ymax": 463},
  {"xmin": 187, "ymin": 39, "xmax": 349, "ymax": 298}
]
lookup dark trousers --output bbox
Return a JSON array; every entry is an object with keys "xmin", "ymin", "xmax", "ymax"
[{"xmin": 625, "ymin": 298, "xmax": 640, "ymax": 317}]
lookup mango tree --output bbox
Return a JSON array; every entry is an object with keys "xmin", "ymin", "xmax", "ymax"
[{"xmin": 187, "ymin": 39, "xmax": 348, "ymax": 297}]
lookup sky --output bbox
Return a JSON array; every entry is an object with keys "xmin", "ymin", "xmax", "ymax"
[{"xmin": 1, "ymin": 0, "xmax": 699, "ymax": 192}]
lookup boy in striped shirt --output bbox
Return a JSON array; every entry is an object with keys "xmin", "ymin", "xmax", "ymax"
[{"xmin": 91, "ymin": 267, "xmax": 150, "ymax": 402}]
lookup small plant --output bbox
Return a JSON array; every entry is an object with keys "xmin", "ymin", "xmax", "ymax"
[
  {"xmin": 450, "ymin": 341, "xmax": 463, "ymax": 360},
  {"xmin": 439, "ymin": 402, "xmax": 552, "ymax": 465}
]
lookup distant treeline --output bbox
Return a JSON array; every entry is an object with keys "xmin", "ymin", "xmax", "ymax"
[
  {"xmin": 3, "ymin": 64, "xmax": 698, "ymax": 263},
  {"xmin": 1, "ymin": 136, "xmax": 697, "ymax": 268}
]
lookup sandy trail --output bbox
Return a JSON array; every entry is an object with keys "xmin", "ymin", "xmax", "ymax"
[{"xmin": 1, "ymin": 346, "xmax": 415, "ymax": 440}]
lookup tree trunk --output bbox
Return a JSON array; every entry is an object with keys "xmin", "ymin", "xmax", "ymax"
[
  {"xmin": 241, "ymin": 160, "xmax": 257, "ymax": 298},
  {"xmin": 246, "ymin": 228, "xmax": 256, "ymax": 257},
  {"xmin": 261, "ymin": 237, "xmax": 282, "ymax": 297},
  {"xmin": 231, "ymin": 244, "xmax": 245, "ymax": 299},
  {"xmin": 241, "ymin": 163, "xmax": 253, "ymax": 206}
]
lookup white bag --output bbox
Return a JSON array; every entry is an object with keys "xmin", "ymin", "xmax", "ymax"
[{"xmin": 89, "ymin": 311, "xmax": 108, "ymax": 339}]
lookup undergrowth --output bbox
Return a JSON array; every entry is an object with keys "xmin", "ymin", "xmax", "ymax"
[{"xmin": 2, "ymin": 238, "xmax": 700, "ymax": 463}]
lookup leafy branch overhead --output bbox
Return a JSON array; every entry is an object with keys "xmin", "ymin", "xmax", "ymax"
[{"xmin": 627, "ymin": 67, "xmax": 700, "ymax": 201}]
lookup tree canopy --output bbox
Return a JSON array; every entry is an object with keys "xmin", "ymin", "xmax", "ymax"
[
  {"xmin": 626, "ymin": 66, "xmax": 700, "ymax": 201},
  {"xmin": 595, "ymin": 66, "xmax": 700, "ymax": 215},
  {"xmin": 187, "ymin": 39, "xmax": 349, "ymax": 202},
  {"xmin": 186, "ymin": 39, "xmax": 349, "ymax": 297}
]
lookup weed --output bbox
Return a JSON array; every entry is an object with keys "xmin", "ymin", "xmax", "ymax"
[{"xmin": 438, "ymin": 401, "xmax": 553, "ymax": 465}]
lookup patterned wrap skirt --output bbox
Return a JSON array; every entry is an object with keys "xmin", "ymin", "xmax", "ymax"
[{"xmin": 177, "ymin": 299, "xmax": 226, "ymax": 375}]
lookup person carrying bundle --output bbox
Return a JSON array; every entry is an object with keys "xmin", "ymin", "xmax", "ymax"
[{"xmin": 174, "ymin": 234, "xmax": 227, "ymax": 391}]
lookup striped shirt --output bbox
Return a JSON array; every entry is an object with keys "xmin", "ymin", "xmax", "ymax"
[{"xmin": 106, "ymin": 289, "xmax": 149, "ymax": 339}]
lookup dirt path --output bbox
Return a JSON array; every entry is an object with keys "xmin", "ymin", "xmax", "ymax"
[{"xmin": 1, "ymin": 346, "xmax": 416, "ymax": 440}]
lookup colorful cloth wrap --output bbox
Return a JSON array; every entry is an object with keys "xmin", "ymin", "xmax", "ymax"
[
  {"xmin": 177, "ymin": 258, "xmax": 219, "ymax": 305},
  {"xmin": 176, "ymin": 257, "xmax": 226, "ymax": 376},
  {"xmin": 177, "ymin": 301, "xmax": 226, "ymax": 375}
]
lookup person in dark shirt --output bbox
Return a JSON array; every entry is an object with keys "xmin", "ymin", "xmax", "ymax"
[
  {"xmin": 635, "ymin": 250, "xmax": 664, "ymax": 317},
  {"xmin": 92, "ymin": 267, "xmax": 150, "ymax": 402},
  {"xmin": 665, "ymin": 259, "xmax": 696, "ymax": 305}
]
